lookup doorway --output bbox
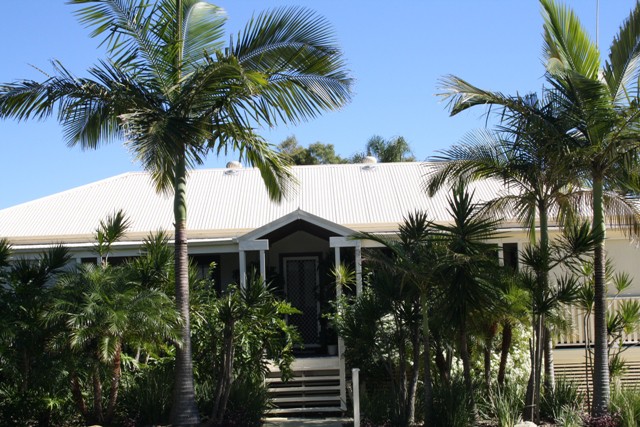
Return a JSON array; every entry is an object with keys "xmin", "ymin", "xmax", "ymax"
[{"xmin": 283, "ymin": 256, "xmax": 320, "ymax": 347}]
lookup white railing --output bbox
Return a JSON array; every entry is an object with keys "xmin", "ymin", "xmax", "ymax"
[{"xmin": 556, "ymin": 296, "xmax": 640, "ymax": 346}]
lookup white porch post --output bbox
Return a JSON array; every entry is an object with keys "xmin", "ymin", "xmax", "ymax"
[
  {"xmin": 238, "ymin": 239, "xmax": 269, "ymax": 289},
  {"xmin": 355, "ymin": 241, "xmax": 362, "ymax": 296},
  {"xmin": 330, "ymin": 238, "xmax": 350, "ymax": 411},
  {"xmin": 329, "ymin": 236, "xmax": 365, "ymax": 297},
  {"xmin": 239, "ymin": 250, "xmax": 247, "ymax": 289},
  {"xmin": 334, "ymin": 246, "xmax": 342, "ymax": 298},
  {"xmin": 259, "ymin": 250, "xmax": 266, "ymax": 283}
]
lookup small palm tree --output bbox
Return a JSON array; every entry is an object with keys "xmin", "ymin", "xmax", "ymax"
[
  {"xmin": 355, "ymin": 211, "xmax": 441, "ymax": 425},
  {"xmin": 45, "ymin": 213, "xmax": 181, "ymax": 425},
  {"xmin": 433, "ymin": 182, "xmax": 503, "ymax": 411},
  {"xmin": 0, "ymin": 2, "xmax": 352, "ymax": 422}
]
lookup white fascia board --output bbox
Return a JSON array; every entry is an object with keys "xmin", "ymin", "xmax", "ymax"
[
  {"xmin": 238, "ymin": 239, "xmax": 269, "ymax": 251},
  {"xmin": 10, "ymin": 237, "xmax": 238, "ymax": 257}
]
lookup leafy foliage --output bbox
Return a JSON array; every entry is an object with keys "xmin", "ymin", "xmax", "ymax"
[{"xmin": 191, "ymin": 272, "xmax": 299, "ymax": 425}]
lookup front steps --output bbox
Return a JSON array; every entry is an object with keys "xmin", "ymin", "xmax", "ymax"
[{"xmin": 266, "ymin": 357, "xmax": 345, "ymax": 416}]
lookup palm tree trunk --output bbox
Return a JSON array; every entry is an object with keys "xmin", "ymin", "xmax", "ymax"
[
  {"xmin": 544, "ymin": 326, "xmax": 555, "ymax": 394},
  {"xmin": 534, "ymin": 315, "xmax": 544, "ymax": 422},
  {"xmin": 92, "ymin": 362, "xmax": 104, "ymax": 424},
  {"xmin": 170, "ymin": 152, "xmax": 200, "ymax": 426},
  {"xmin": 106, "ymin": 339, "xmax": 122, "ymax": 423},
  {"xmin": 497, "ymin": 321, "xmax": 512, "ymax": 387},
  {"xmin": 212, "ymin": 319, "xmax": 236, "ymax": 425},
  {"xmin": 397, "ymin": 316, "xmax": 409, "ymax": 424},
  {"xmin": 459, "ymin": 324, "xmax": 474, "ymax": 412},
  {"xmin": 484, "ymin": 323, "xmax": 497, "ymax": 389},
  {"xmin": 421, "ymin": 293, "xmax": 434, "ymax": 425},
  {"xmin": 70, "ymin": 371, "xmax": 88, "ymax": 420},
  {"xmin": 525, "ymin": 314, "xmax": 542, "ymax": 422},
  {"xmin": 539, "ymin": 203, "xmax": 555, "ymax": 396},
  {"xmin": 407, "ymin": 316, "xmax": 421, "ymax": 425},
  {"xmin": 592, "ymin": 177, "xmax": 610, "ymax": 417}
]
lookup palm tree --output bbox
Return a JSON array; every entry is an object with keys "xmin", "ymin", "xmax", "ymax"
[
  {"xmin": 538, "ymin": 0, "xmax": 640, "ymax": 415},
  {"xmin": 352, "ymin": 135, "xmax": 415, "ymax": 163},
  {"xmin": 47, "ymin": 262, "xmax": 181, "ymax": 425},
  {"xmin": 356, "ymin": 211, "xmax": 441, "ymax": 425},
  {"xmin": 436, "ymin": 0, "xmax": 640, "ymax": 415},
  {"xmin": 433, "ymin": 182, "xmax": 502, "ymax": 411},
  {"xmin": 426, "ymin": 92, "xmax": 578, "ymax": 420},
  {"xmin": 44, "ymin": 211, "xmax": 181, "ymax": 425},
  {"xmin": 0, "ymin": 1, "xmax": 352, "ymax": 423}
]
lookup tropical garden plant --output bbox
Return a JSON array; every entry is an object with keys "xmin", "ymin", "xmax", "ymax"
[
  {"xmin": 0, "ymin": 240, "xmax": 74, "ymax": 426},
  {"xmin": 436, "ymin": 0, "xmax": 640, "ymax": 417},
  {"xmin": 351, "ymin": 134, "xmax": 415, "ymax": 163},
  {"xmin": 190, "ymin": 271, "xmax": 299, "ymax": 426},
  {"xmin": 0, "ymin": 1, "xmax": 351, "ymax": 423},
  {"xmin": 44, "ymin": 211, "xmax": 181, "ymax": 425},
  {"xmin": 353, "ymin": 210, "xmax": 443, "ymax": 425}
]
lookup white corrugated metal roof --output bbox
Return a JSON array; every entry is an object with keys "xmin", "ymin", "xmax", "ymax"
[{"xmin": 0, "ymin": 162, "xmax": 516, "ymax": 245}]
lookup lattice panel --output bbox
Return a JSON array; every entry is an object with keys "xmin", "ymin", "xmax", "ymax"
[{"xmin": 286, "ymin": 258, "xmax": 319, "ymax": 345}]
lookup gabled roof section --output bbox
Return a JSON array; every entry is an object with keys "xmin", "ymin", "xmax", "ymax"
[
  {"xmin": 0, "ymin": 162, "xmax": 514, "ymax": 245},
  {"xmin": 238, "ymin": 209, "xmax": 354, "ymax": 243}
]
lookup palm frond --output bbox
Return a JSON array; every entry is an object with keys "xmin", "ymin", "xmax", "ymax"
[
  {"xmin": 181, "ymin": 1, "xmax": 226, "ymax": 68},
  {"xmin": 232, "ymin": 6, "xmax": 352, "ymax": 125},
  {"xmin": 603, "ymin": 1, "xmax": 640, "ymax": 105},
  {"xmin": 541, "ymin": 0, "xmax": 600, "ymax": 79}
]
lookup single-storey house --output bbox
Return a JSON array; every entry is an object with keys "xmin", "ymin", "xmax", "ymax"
[{"xmin": 2, "ymin": 160, "xmax": 639, "ymax": 413}]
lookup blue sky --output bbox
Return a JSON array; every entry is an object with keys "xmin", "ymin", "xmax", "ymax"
[{"xmin": 0, "ymin": 1, "xmax": 635, "ymax": 209}]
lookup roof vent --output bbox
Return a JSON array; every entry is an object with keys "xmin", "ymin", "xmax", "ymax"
[
  {"xmin": 361, "ymin": 156, "xmax": 377, "ymax": 170},
  {"xmin": 224, "ymin": 161, "xmax": 242, "ymax": 175},
  {"xmin": 362, "ymin": 156, "xmax": 377, "ymax": 164}
]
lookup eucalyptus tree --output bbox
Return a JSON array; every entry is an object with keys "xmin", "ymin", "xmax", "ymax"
[
  {"xmin": 0, "ymin": 1, "xmax": 352, "ymax": 423},
  {"xmin": 436, "ymin": 0, "xmax": 640, "ymax": 416}
]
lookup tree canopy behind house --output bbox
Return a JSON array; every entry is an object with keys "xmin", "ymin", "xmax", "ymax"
[{"xmin": 278, "ymin": 134, "xmax": 415, "ymax": 165}]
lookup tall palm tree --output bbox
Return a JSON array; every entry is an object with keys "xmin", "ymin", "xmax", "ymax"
[
  {"xmin": 0, "ymin": 1, "xmax": 352, "ymax": 423},
  {"xmin": 427, "ymin": 92, "xmax": 577, "ymax": 420},
  {"xmin": 437, "ymin": 0, "xmax": 640, "ymax": 415},
  {"xmin": 538, "ymin": 0, "xmax": 640, "ymax": 415}
]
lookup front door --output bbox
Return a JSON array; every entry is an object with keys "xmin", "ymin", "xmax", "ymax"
[{"xmin": 283, "ymin": 256, "xmax": 320, "ymax": 347}]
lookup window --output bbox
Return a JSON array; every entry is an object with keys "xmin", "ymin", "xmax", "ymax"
[{"xmin": 502, "ymin": 243, "xmax": 518, "ymax": 271}]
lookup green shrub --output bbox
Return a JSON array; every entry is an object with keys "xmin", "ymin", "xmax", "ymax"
[
  {"xmin": 431, "ymin": 376, "xmax": 475, "ymax": 427},
  {"xmin": 360, "ymin": 383, "xmax": 393, "ymax": 427},
  {"xmin": 611, "ymin": 385, "xmax": 640, "ymax": 427},
  {"xmin": 541, "ymin": 377, "xmax": 584, "ymax": 421},
  {"xmin": 118, "ymin": 359, "xmax": 174, "ymax": 426},
  {"xmin": 479, "ymin": 380, "xmax": 525, "ymax": 427},
  {"xmin": 221, "ymin": 377, "xmax": 271, "ymax": 427}
]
